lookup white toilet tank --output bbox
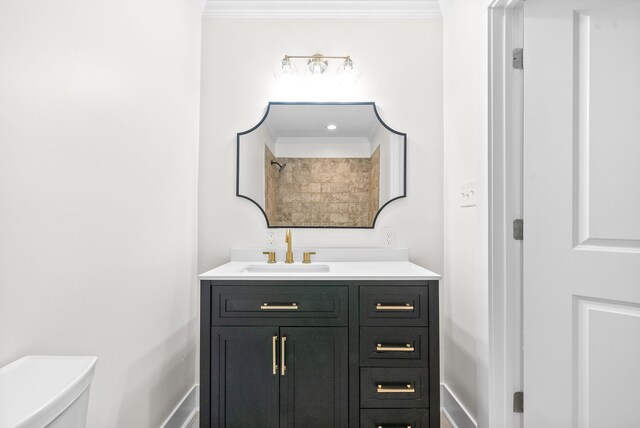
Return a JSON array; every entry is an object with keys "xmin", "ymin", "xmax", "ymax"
[{"xmin": 0, "ymin": 356, "xmax": 97, "ymax": 428}]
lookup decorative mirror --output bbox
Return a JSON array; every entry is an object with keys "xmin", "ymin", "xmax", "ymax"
[{"xmin": 237, "ymin": 102, "xmax": 406, "ymax": 228}]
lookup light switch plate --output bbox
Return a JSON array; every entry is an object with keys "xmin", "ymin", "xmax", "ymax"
[{"xmin": 459, "ymin": 180, "xmax": 477, "ymax": 207}]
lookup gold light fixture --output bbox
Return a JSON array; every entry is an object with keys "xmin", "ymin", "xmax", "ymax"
[{"xmin": 274, "ymin": 53, "xmax": 361, "ymax": 85}]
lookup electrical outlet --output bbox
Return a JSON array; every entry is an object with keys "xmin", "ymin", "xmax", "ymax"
[
  {"xmin": 382, "ymin": 227, "xmax": 394, "ymax": 247},
  {"xmin": 266, "ymin": 230, "xmax": 276, "ymax": 248}
]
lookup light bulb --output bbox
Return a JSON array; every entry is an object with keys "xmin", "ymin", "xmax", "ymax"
[
  {"xmin": 306, "ymin": 55, "xmax": 328, "ymax": 79},
  {"xmin": 274, "ymin": 57, "xmax": 298, "ymax": 83},
  {"xmin": 336, "ymin": 58, "xmax": 361, "ymax": 86}
]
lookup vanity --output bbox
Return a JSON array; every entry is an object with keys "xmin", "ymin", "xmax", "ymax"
[
  {"xmin": 199, "ymin": 249, "xmax": 440, "ymax": 428},
  {"xmin": 199, "ymin": 102, "xmax": 440, "ymax": 427}
]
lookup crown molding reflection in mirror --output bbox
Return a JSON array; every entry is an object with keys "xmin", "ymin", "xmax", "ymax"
[{"xmin": 236, "ymin": 102, "xmax": 407, "ymax": 229}]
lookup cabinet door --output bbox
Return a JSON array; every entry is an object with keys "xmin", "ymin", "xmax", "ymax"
[
  {"xmin": 211, "ymin": 327, "xmax": 279, "ymax": 428},
  {"xmin": 279, "ymin": 327, "xmax": 348, "ymax": 428}
]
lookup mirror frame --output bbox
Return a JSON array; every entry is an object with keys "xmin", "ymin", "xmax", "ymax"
[{"xmin": 236, "ymin": 101, "xmax": 407, "ymax": 229}]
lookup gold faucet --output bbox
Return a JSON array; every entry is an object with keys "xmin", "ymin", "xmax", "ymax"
[{"xmin": 285, "ymin": 229, "xmax": 294, "ymax": 264}]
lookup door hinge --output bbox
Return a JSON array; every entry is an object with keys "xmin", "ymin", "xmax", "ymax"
[
  {"xmin": 513, "ymin": 391, "xmax": 524, "ymax": 413},
  {"xmin": 513, "ymin": 219, "xmax": 524, "ymax": 240},
  {"xmin": 513, "ymin": 48, "xmax": 524, "ymax": 70}
]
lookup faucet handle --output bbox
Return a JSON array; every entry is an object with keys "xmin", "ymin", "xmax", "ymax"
[
  {"xmin": 302, "ymin": 251, "xmax": 316, "ymax": 264},
  {"xmin": 262, "ymin": 251, "xmax": 277, "ymax": 264}
]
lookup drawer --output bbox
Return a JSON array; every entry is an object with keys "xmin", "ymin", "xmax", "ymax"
[
  {"xmin": 360, "ymin": 286, "xmax": 428, "ymax": 326},
  {"xmin": 360, "ymin": 367, "xmax": 429, "ymax": 408},
  {"xmin": 211, "ymin": 285, "xmax": 348, "ymax": 326},
  {"xmin": 360, "ymin": 327, "xmax": 429, "ymax": 367},
  {"xmin": 360, "ymin": 409, "xmax": 429, "ymax": 428}
]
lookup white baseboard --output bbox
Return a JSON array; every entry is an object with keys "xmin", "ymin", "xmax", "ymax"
[
  {"xmin": 160, "ymin": 384, "xmax": 199, "ymax": 428},
  {"xmin": 441, "ymin": 384, "xmax": 477, "ymax": 428}
]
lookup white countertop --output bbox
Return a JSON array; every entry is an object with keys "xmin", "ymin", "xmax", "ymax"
[
  {"xmin": 198, "ymin": 248, "xmax": 441, "ymax": 281},
  {"xmin": 198, "ymin": 261, "xmax": 440, "ymax": 281}
]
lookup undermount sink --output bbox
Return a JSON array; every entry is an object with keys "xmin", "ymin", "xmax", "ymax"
[{"xmin": 242, "ymin": 264, "xmax": 331, "ymax": 274}]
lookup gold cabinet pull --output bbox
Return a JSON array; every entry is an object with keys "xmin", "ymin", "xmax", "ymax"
[
  {"xmin": 375, "ymin": 303, "xmax": 414, "ymax": 311},
  {"xmin": 377, "ymin": 426, "xmax": 412, "ymax": 428},
  {"xmin": 376, "ymin": 384, "xmax": 415, "ymax": 393},
  {"xmin": 260, "ymin": 302, "xmax": 298, "ymax": 310},
  {"xmin": 281, "ymin": 336, "xmax": 287, "ymax": 376},
  {"xmin": 376, "ymin": 343, "xmax": 415, "ymax": 352},
  {"xmin": 272, "ymin": 335, "xmax": 278, "ymax": 375}
]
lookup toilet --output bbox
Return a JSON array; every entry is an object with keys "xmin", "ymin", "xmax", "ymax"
[{"xmin": 0, "ymin": 356, "xmax": 97, "ymax": 428}]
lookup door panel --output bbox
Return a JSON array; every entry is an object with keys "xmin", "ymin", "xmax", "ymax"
[
  {"xmin": 575, "ymin": 0, "xmax": 640, "ymax": 247},
  {"xmin": 524, "ymin": 0, "xmax": 640, "ymax": 426},
  {"xmin": 211, "ymin": 327, "xmax": 279, "ymax": 428},
  {"xmin": 575, "ymin": 298, "xmax": 640, "ymax": 427},
  {"xmin": 279, "ymin": 327, "xmax": 348, "ymax": 428}
]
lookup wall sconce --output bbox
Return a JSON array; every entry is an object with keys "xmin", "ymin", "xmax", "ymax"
[{"xmin": 274, "ymin": 53, "xmax": 361, "ymax": 85}]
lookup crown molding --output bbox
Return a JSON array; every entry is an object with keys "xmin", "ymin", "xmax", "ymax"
[
  {"xmin": 203, "ymin": 1, "xmax": 442, "ymax": 18},
  {"xmin": 438, "ymin": 0, "xmax": 455, "ymax": 16}
]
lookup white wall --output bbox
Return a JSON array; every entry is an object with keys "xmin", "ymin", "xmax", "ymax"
[
  {"xmin": 370, "ymin": 126, "xmax": 389, "ymax": 204},
  {"xmin": 389, "ymin": 133, "xmax": 406, "ymax": 198},
  {"xmin": 443, "ymin": 0, "xmax": 484, "ymax": 422},
  {"xmin": 0, "ymin": 1, "xmax": 201, "ymax": 426},
  {"xmin": 265, "ymin": 125, "xmax": 277, "ymax": 155},
  {"xmin": 199, "ymin": 18, "xmax": 443, "ymax": 274},
  {"xmin": 238, "ymin": 124, "xmax": 267, "ymax": 206}
]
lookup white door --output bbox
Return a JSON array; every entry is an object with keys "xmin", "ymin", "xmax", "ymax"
[{"xmin": 523, "ymin": 1, "xmax": 640, "ymax": 427}]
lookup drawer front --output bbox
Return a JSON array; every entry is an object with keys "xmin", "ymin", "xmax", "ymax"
[
  {"xmin": 360, "ymin": 409, "xmax": 429, "ymax": 428},
  {"xmin": 360, "ymin": 367, "xmax": 429, "ymax": 408},
  {"xmin": 360, "ymin": 286, "xmax": 429, "ymax": 326},
  {"xmin": 212, "ymin": 285, "xmax": 348, "ymax": 326},
  {"xmin": 360, "ymin": 327, "xmax": 429, "ymax": 367}
]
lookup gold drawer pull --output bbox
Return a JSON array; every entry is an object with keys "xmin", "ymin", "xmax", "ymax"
[
  {"xmin": 377, "ymin": 426, "xmax": 412, "ymax": 428},
  {"xmin": 260, "ymin": 302, "xmax": 298, "ymax": 310},
  {"xmin": 281, "ymin": 336, "xmax": 287, "ymax": 376},
  {"xmin": 376, "ymin": 303, "xmax": 414, "ymax": 311},
  {"xmin": 376, "ymin": 384, "xmax": 415, "ymax": 393},
  {"xmin": 272, "ymin": 335, "xmax": 278, "ymax": 375},
  {"xmin": 376, "ymin": 343, "xmax": 415, "ymax": 352}
]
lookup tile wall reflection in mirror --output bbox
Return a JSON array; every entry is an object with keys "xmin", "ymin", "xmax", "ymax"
[{"xmin": 237, "ymin": 103, "xmax": 406, "ymax": 228}]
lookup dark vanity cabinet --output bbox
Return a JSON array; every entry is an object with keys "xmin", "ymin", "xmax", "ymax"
[
  {"xmin": 209, "ymin": 327, "xmax": 280, "ymax": 427},
  {"xmin": 209, "ymin": 326, "xmax": 348, "ymax": 428},
  {"xmin": 200, "ymin": 280, "xmax": 439, "ymax": 428}
]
